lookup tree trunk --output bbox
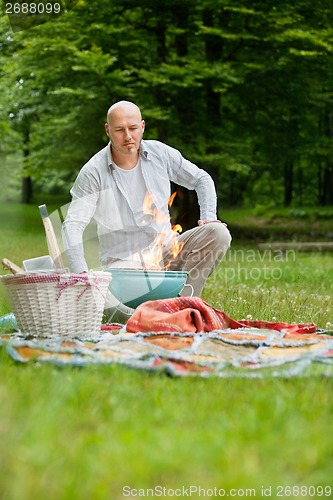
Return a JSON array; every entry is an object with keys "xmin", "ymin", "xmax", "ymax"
[
  {"xmin": 322, "ymin": 164, "xmax": 333, "ymax": 205},
  {"xmin": 321, "ymin": 110, "xmax": 333, "ymax": 205},
  {"xmin": 154, "ymin": 19, "xmax": 168, "ymax": 142},
  {"xmin": 203, "ymin": 8, "xmax": 223, "ymax": 206},
  {"xmin": 21, "ymin": 175, "xmax": 33, "ymax": 204},
  {"xmin": 168, "ymin": 3, "xmax": 199, "ymax": 231},
  {"xmin": 21, "ymin": 125, "xmax": 33, "ymax": 204},
  {"xmin": 284, "ymin": 161, "xmax": 293, "ymax": 206}
]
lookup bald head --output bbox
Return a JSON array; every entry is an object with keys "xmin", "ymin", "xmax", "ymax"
[
  {"xmin": 107, "ymin": 101, "xmax": 142, "ymax": 124},
  {"xmin": 105, "ymin": 101, "xmax": 145, "ymax": 167}
]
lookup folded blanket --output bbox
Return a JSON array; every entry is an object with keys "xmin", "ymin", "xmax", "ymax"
[{"xmin": 126, "ymin": 297, "xmax": 316, "ymax": 334}]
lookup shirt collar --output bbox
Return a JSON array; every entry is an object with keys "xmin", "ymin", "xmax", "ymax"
[
  {"xmin": 107, "ymin": 141, "xmax": 148, "ymax": 171},
  {"xmin": 107, "ymin": 142, "xmax": 113, "ymax": 168}
]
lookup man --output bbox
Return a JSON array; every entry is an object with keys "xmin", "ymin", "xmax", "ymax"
[{"xmin": 62, "ymin": 100, "xmax": 231, "ymax": 298}]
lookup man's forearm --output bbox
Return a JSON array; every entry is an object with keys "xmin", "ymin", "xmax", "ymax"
[
  {"xmin": 62, "ymin": 222, "xmax": 88, "ymax": 273},
  {"xmin": 195, "ymin": 173, "xmax": 217, "ymax": 220}
]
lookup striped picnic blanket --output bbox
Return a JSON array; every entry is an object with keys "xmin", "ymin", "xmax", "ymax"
[{"xmin": 1, "ymin": 297, "xmax": 332, "ymax": 378}]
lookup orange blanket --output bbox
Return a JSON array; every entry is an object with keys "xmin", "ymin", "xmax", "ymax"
[{"xmin": 126, "ymin": 297, "xmax": 316, "ymax": 334}]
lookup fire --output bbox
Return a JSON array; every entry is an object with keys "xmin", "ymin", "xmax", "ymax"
[
  {"xmin": 168, "ymin": 191, "xmax": 177, "ymax": 207},
  {"xmin": 142, "ymin": 193, "xmax": 170, "ymax": 225},
  {"xmin": 171, "ymin": 224, "xmax": 182, "ymax": 233},
  {"xmin": 141, "ymin": 192, "xmax": 184, "ymax": 270}
]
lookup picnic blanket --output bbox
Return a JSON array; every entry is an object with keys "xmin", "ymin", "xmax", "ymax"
[
  {"xmin": 1, "ymin": 298, "xmax": 332, "ymax": 378},
  {"xmin": 126, "ymin": 297, "xmax": 317, "ymax": 334}
]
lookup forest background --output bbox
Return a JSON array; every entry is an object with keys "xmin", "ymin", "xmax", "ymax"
[{"xmin": 0, "ymin": 0, "xmax": 333, "ymax": 229}]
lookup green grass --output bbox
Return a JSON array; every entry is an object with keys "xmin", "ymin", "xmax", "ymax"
[
  {"xmin": 223, "ymin": 206, "xmax": 333, "ymax": 242},
  {"xmin": 204, "ymin": 247, "xmax": 333, "ymax": 329},
  {"xmin": 0, "ymin": 203, "xmax": 333, "ymax": 499}
]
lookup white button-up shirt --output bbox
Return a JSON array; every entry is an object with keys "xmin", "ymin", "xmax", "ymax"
[{"xmin": 62, "ymin": 140, "xmax": 218, "ymax": 273}]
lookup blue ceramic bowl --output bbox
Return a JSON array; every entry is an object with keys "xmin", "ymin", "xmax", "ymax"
[{"xmin": 106, "ymin": 269, "xmax": 188, "ymax": 309}]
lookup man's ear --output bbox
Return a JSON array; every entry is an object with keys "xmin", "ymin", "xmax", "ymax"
[{"xmin": 105, "ymin": 123, "xmax": 110, "ymax": 138}]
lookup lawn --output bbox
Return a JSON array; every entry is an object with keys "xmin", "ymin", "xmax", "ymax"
[
  {"xmin": 0, "ymin": 203, "xmax": 333, "ymax": 500},
  {"xmin": 223, "ymin": 205, "xmax": 333, "ymax": 242}
]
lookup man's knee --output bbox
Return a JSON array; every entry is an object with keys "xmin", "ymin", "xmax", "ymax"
[{"xmin": 201, "ymin": 222, "xmax": 232, "ymax": 248}]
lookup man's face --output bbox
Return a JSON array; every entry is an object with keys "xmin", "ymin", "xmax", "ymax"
[{"xmin": 105, "ymin": 106, "xmax": 145, "ymax": 158}]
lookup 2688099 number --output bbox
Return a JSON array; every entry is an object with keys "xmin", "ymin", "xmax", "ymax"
[
  {"xmin": 5, "ymin": 3, "xmax": 61, "ymax": 15},
  {"xmin": 276, "ymin": 485, "xmax": 332, "ymax": 497}
]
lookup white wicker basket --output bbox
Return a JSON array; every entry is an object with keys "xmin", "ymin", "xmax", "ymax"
[{"xmin": 1, "ymin": 272, "xmax": 112, "ymax": 338}]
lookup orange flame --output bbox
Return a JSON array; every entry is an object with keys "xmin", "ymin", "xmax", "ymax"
[
  {"xmin": 168, "ymin": 191, "xmax": 177, "ymax": 207},
  {"xmin": 141, "ymin": 191, "xmax": 183, "ymax": 269},
  {"xmin": 171, "ymin": 224, "xmax": 182, "ymax": 233},
  {"xmin": 142, "ymin": 193, "xmax": 170, "ymax": 225}
]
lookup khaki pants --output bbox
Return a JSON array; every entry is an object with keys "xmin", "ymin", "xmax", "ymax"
[
  {"xmin": 104, "ymin": 222, "xmax": 231, "ymax": 321},
  {"xmin": 165, "ymin": 222, "xmax": 232, "ymax": 296}
]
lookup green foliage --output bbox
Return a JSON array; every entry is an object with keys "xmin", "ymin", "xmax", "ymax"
[
  {"xmin": 0, "ymin": 0, "xmax": 333, "ymax": 208},
  {"xmin": 0, "ymin": 154, "xmax": 23, "ymax": 203}
]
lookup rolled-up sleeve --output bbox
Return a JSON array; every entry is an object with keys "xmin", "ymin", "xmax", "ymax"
[
  {"xmin": 166, "ymin": 145, "xmax": 217, "ymax": 220},
  {"xmin": 62, "ymin": 171, "xmax": 99, "ymax": 273}
]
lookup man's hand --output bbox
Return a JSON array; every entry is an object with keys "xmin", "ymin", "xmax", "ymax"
[{"xmin": 198, "ymin": 219, "xmax": 227, "ymax": 227}]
